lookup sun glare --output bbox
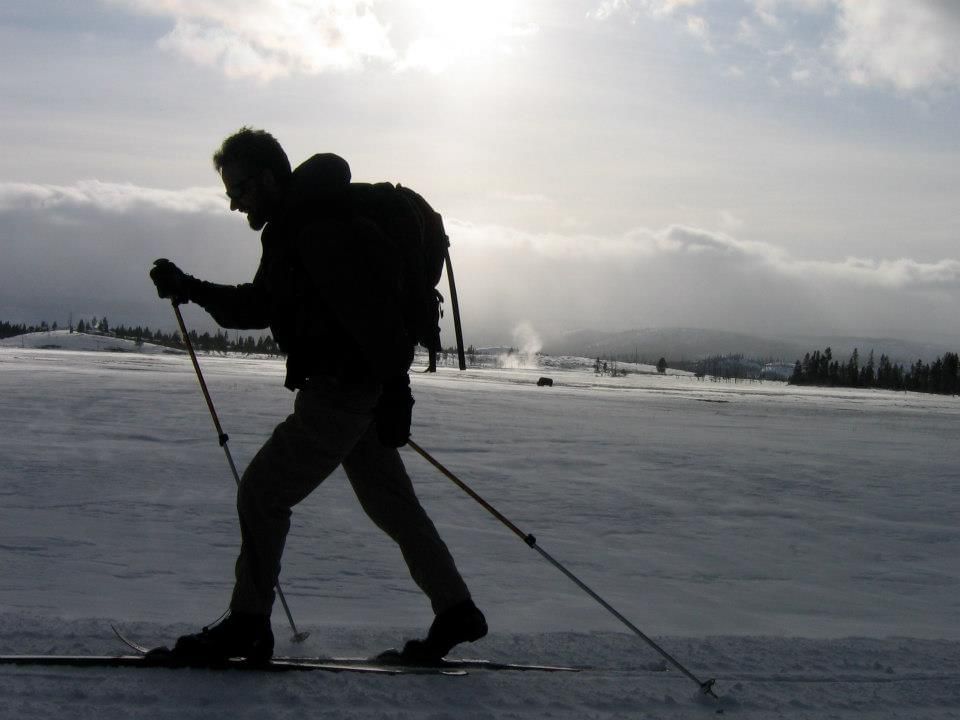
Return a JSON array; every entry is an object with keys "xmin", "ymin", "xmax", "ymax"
[{"xmin": 400, "ymin": 0, "xmax": 531, "ymax": 73}]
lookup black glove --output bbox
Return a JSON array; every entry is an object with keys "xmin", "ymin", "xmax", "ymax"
[
  {"xmin": 149, "ymin": 258, "xmax": 195, "ymax": 305},
  {"xmin": 375, "ymin": 374, "xmax": 414, "ymax": 448}
]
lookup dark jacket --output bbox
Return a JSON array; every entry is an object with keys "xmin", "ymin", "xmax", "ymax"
[{"xmin": 190, "ymin": 154, "xmax": 414, "ymax": 389}]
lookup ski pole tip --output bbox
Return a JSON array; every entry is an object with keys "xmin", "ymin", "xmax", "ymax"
[{"xmin": 292, "ymin": 631, "xmax": 311, "ymax": 643}]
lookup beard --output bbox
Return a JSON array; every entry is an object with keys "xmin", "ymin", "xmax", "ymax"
[{"xmin": 246, "ymin": 212, "xmax": 267, "ymax": 231}]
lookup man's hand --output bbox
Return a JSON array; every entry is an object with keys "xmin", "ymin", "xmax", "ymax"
[
  {"xmin": 150, "ymin": 259, "xmax": 194, "ymax": 305},
  {"xmin": 375, "ymin": 374, "xmax": 415, "ymax": 448}
]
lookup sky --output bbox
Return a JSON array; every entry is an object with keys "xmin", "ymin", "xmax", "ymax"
[{"xmin": 1, "ymin": 0, "xmax": 959, "ymax": 347}]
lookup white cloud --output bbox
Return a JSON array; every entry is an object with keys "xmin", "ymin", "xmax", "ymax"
[
  {"xmin": 595, "ymin": 0, "xmax": 960, "ymax": 93},
  {"xmin": 106, "ymin": 0, "xmax": 396, "ymax": 80},
  {"xmin": 685, "ymin": 15, "xmax": 709, "ymax": 40},
  {"xmin": 832, "ymin": 0, "xmax": 960, "ymax": 91},
  {"xmin": 449, "ymin": 218, "xmax": 960, "ymax": 292},
  {"xmin": 0, "ymin": 180, "xmax": 226, "ymax": 214},
  {"xmin": 588, "ymin": 0, "xmax": 701, "ymax": 22},
  {"xmin": 107, "ymin": 0, "xmax": 536, "ymax": 79}
]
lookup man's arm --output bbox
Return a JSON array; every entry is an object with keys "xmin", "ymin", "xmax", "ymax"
[{"xmin": 150, "ymin": 259, "xmax": 271, "ymax": 330}]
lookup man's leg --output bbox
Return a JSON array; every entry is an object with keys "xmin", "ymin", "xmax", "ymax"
[
  {"xmin": 230, "ymin": 379, "xmax": 378, "ymax": 615},
  {"xmin": 174, "ymin": 379, "xmax": 378, "ymax": 661},
  {"xmin": 342, "ymin": 426, "xmax": 471, "ymax": 614},
  {"xmin": 342, "ymin": 427, "xmax": 486, "ymax": 660}
]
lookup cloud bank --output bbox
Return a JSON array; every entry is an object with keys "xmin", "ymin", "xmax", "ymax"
[
  {"xmin": 0, "ymin": 180, "xmax": 226, "ymax": 215},
  {"xmin": 2, "ymin": 179, "xmax": 957, "ymax": 344}
]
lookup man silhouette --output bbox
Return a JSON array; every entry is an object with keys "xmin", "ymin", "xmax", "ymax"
[{"xmin": 150, "ymin": 127, "xmax": 486, "ymax": 663}]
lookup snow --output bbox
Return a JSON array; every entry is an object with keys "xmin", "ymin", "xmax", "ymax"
[
  {"xmin": 0, "ymin": 329, "xmax": 179, "ymax": 355},
  {"xmin": 1, "ymin": 345, "xmax": 958, "ymax": 718}
]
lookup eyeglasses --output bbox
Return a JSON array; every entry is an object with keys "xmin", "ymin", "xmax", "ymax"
[{"xmin": 225, "ymin": 176, "xmax": 257, "ymax": 202}]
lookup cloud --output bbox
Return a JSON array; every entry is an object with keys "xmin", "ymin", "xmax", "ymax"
[
  {"xmin": 106, "ymin": 0, "xmax": 396, "ymax": 80},
  {"xmin": 594, "ymin": 0, "xmax": 960, "ymax": 93},
  {"xmin": 449, "ymin": 219, "xmax": 960, "ymax": 292},
  {"xmin": 106, "ymin": 0, "xmax": 537, "ymax": 79},
  {"xmin": 588, "ymin": 0, "xmax": 703, "ymax": 24},
  {"xmin": 2, "ymin": 178, "xmax": 958, "ymax": 343},
  {"xmin": 832, "ymin": 0, "xmax": 960, "ymax": 91},
  {"xmin": 446, "ymin": 219, "xmax": 960, "ymax": 341},
  {"xmin": 0, "ymin": 180, "xmax": 226, "ymax": 215}
]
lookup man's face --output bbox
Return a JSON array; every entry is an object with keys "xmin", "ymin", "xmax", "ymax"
[{"xmin": 221, "ymin": 162, "xmax": 272, "ymax": 231}]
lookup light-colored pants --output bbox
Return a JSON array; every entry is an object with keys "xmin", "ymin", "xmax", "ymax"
[{"xmin": 230, "ymin": 377, "xmax": 471, "ymax": 617}]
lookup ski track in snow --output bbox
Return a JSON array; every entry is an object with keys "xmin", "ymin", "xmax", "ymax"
[{"xmin": 0, "ymin": 346, "xmax": 958, "ymax": 719}]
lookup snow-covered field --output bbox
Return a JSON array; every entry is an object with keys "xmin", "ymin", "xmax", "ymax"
[{"xmin": 1, "ymin": 345, "xmax": 958, "ymax": 718}]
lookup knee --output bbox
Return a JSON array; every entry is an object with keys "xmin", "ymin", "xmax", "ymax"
[{"xmin": 237, "ymin": 462, "xmax": 283, "ymax": 518}]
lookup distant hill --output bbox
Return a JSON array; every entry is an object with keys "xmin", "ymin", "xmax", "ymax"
[
  {"xmin": 545, "ymin": 327, "xmax": 960, "ymax": 366},
  {"xmin": 0, "ymin": 329, "xmax": 179, "ymax": 354}
]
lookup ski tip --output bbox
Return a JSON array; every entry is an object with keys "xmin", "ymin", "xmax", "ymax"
[{"xmin": 110, "ymin": 624, "xmax": 152, "ymax": 655}]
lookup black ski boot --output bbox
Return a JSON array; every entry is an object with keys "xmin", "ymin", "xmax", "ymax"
[
  {"xmin": 396, "ymin": 599, "xmax": 488, "ymax": 664},
  {"xmin": 172, "ymin": 612, "xmax": 274, "ymax": 664}
]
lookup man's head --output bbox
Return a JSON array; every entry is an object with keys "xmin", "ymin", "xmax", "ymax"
[{"xmin": 213, "ymin": 128, "xmax": 292, "ymax": 231}]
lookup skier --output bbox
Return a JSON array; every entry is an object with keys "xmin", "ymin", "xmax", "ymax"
[{"xmin": 149, "ymin": 127, "xmax": 486, "ymax": 664}]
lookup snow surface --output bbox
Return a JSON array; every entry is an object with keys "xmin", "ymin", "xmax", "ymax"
[{"xmin": 1, "ymin": 345, "xmax": 958, "ymax": 719}]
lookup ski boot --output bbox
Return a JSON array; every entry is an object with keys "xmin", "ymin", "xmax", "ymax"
[
  {"xmin": 391, "ymin": 599, "xmax": 488, "ymax": 665},
  {"xmin": 171, "ymin": 611, "xmax": 274, "ymax": 664}
]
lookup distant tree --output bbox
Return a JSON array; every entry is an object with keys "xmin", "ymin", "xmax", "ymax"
[
  {"xmin": 656, "ymin": 357, "xmax": 667, "ymax": 374},
  {"xmin": 790, "ymin": 360, "xmax": 803, "ymax": 384},
  {"xmin": 859, "ymin": 350, "xmax": 875, "ymax": 388},
  {"xmin": 848, "ymin": 348, "xmax": 860, "ymax": 387}
]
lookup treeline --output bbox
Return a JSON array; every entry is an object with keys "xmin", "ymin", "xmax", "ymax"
[
  {"xmin": 1, "ymin": 320, "xmax": 51, "ymax": 339},
  {"xmin": 110, "ymin": 323, "xmax": 282, "ymax": 356},
  {"xmin": 1, "ymin": 317, "xmax": 282, "ymax": 356},
  {"xmin": 789, "ymin": 347, "xmax": 960, "ymax": 395}
]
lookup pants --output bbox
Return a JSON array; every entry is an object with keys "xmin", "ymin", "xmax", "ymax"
[{"xmin": 229, "ymin": 377, "xmax": 471, "ymax": 617}]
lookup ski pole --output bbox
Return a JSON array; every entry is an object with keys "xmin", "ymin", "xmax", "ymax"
[
  {"xmin": 406, "ymin": 438, "xmax": 717, "ymax": 698},
  {"xmin": 172, "ymin": 303, "xmax": 309, "ymax": 643}
]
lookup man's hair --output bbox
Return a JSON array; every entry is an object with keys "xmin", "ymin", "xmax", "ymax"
[{"xmin": 212, "ymin": 127, "xmax": 292, "ymax": 183}]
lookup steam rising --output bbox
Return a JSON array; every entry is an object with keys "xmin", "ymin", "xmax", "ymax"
[{"xmin": 497, "ymin": 321, "xmax": 543, "ymax": 369}]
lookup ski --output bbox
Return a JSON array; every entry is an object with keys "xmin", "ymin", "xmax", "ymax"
[
  {"xmin": 112, "ymin": 625, "xmax": 580, "ymax": 674},
  {"xmin": 374, "ymin": 649, "xmax": 581, "ymax": 673},
  {"xmin": 0, "ymin": 654, "xmax": 449, "ymax": 675}
]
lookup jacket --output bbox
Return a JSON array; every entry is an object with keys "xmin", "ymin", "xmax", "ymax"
[{"xmin": 190, "ymin": 154, "xmax": 414, "ymax": 389}]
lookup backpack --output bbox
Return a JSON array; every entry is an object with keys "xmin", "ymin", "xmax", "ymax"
[{"xmin": 347, "ymin": 182, "xmax": 466, "ymax": 371}]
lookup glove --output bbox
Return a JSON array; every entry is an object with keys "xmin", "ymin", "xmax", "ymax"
[
  {"xmin": 150, "ymin": 258, "xmax": 195, "ymax": 305},
  {"xmin": 375, "ymin": 374, "xmax": 415, "ymax": 448}
]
